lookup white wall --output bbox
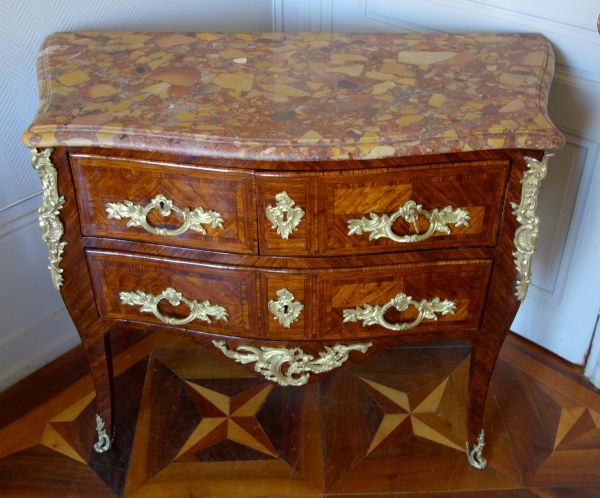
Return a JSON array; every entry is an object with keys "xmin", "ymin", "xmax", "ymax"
[{"xmin": 0, "ymin": 0, "xmax": 273, "ymax": 392}]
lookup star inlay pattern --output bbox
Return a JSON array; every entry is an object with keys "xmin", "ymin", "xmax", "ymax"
[
  {"xmin": 175, "ymin": 381, "xmax": 276, "ymax": 459},
  {"xmin": 360, "ymin": 375, "xmax": 465, "ymax": 454}
]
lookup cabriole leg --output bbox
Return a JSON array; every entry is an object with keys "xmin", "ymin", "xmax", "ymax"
[
  {"xmin": 465, "ymin": 336, "xmax": 503, "ymax": 470},
  {"xmin": 81, "ymin": 327, "xmax": 114, "ymax": 453}
]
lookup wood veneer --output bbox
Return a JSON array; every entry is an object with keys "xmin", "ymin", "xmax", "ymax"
[
  {"xmin": 71, "ymin": 154, "xmax": 257, "ymax": 254},
  {"xmin": 318, "ymin": 160, "xmax": 509, "ymax": 255},
  {"xmin": 87, "ymin": 250, "xmax": 259, "ymax": 338}
]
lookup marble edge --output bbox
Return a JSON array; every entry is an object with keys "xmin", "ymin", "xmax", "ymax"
[
  {"xmin": 22, "ymin": 32, "xmax": 566, "ymax": 161},
  {"xmin": 534, "ymin": 36, "xmax": 564, "ymax": 144},
  {"xmin": 29, "ymin": 33, "xmax": 55, "ymax": 137}
]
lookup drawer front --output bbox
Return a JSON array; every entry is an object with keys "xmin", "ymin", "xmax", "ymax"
[
  {"xmin": 87, "ymin": 250, "xmax": 258, "ymax": 337},
  {"xmin": 256, "ymin": 176, "xmax": 315, "ymax": 256},
  {"xmin": 318, "ymin": 161, "xmax": 509, "ymax": 255},
  {"xmin": 317, "ymin": 261, "xmax": 492, "ymax": 339},
  {"xmin": 71, "ymin": 154, "xmax": 256, "ymax": 254},
  {"xmin": 87, "ymin": 251, "xmax": 490, "ymax": 341},
  {"xmin": 259, "ymin": 271, "xmax": 314, "ymax": 339}
]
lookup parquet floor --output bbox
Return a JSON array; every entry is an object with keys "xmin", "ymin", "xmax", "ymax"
[{"xmin": 0, "ymin": 331, "xmax": 599, "ymax": 497}]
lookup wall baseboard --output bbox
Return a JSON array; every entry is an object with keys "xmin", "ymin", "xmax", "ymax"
[
  {"xmin": 0, "ymin": 309, "xmax": 79, "ymax": 393},
  {"xmin": 583, "ymin": 315, "xmax": 600, "ymax": 388}
]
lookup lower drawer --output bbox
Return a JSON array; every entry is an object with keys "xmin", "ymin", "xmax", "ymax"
[
  {"xmin": 316, "ymin": 261, "xmax": 492, "ymax": 339},
  {"xmin": 87, "ymin": 250, "xmax": 492, "ymax": 341},
  {"xmin": 87, "ymin": 250, "xmax": 259, "ymax": 338}
]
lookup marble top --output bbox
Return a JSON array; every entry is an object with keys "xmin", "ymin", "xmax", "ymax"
[{"xmin": 23, "ymin": 31, "xmax": 564, "ymax": 161}]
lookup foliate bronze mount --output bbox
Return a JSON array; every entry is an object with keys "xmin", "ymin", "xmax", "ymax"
[
  {"xmin": 106, "ymin": 193, "xmax": 225, "ymax": 236},
  {"xmin": 268, "ymin": 287, "xmax": 304, "ymax": 328},
  {"xmin": 511, "ymin": 154, "xmax": 552, "ymax": 302},
  {"xmin": 343, "ymin": 293, "xmax": 457, "ymax": 331},
  {"xmin": 265, "ymin": 191, "xmax": 305, "ymax": 239},
  {"xmin": 347, "ymin": 199, "xmax": 470, "ymax": 243},
  {"xmin": 120, "ymin": 287, "xmax": 228, "ymax": 326},
  {"xmin": 93, "ymin": 414, "xmax": 112, "ymax": 453},
  {"xmin": 31, "ymin": 148, "xmax": 67, "ymax": 290},
  {"xmin": 213, "ymin": 340, "xmax": 372, "ymax": 386},
  {"xmin": 466, "ymin": 429, "xmax": 487, "ymax": 470}
]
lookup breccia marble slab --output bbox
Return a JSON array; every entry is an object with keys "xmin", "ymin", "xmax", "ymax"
[{"xmin": 23, "ymin": 32, "xmax": 564, "ymax": 160}]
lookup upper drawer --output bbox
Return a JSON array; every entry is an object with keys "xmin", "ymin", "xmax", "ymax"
[
  {"xmin": 319, "ymin": 160, "xmax": 510, "ymax": 255},
  {"xmin": 70, "ymin": 154, "xmax": 257, "ymax": 254},
  {"xmin": 255, "ymin": 160, "xmax": 509, "ymax": 256}
]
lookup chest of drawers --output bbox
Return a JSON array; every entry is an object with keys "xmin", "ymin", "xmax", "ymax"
[{"xmin": 23, "ymin": 31, "xmax": 564, "ymax": 469}]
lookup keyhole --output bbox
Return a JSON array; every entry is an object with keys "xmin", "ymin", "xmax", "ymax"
[
  {"xmin": 284, "ymin": 304, "xmax": 289, "ymax": 314},
  {"xmin": 159, "ymin": 201, "xmax": 165, "ymax": 209}
]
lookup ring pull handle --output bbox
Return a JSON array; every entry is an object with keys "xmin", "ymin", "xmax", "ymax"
[
  {"xmin": 265, "ymin": 191, "xmax": 305, "ymax": 239},
  {"xmin": 347, "ymin": 200, "xmax": 470, "ymax": 243},
  {"xmin": 106, "ymin": 194, "xmax": 224, "ymax": 236},
  {"xmin": 343, "ymin": 293, "xmax": 456, "ymax": 331},
  {"xmin": 120, "ymin": 287, "xmax": 228, "ymax": 326}
]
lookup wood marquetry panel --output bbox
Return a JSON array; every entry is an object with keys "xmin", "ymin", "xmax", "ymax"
[
  {"xmin": 86, "ymin": 250, "xmax": 258, "ymax": 337},
  {"xmin": 318, "ymin": 161, "xmax": 510, "ymax": 255},
  {"xmin": 256, "ymin": 175, "xmax": 316, "ymax": 256},
  {"xmin": 70, "ymin": 154, "xmax": 257, "ymax": 254},
  {"xmin": 317, "ymin": 261, "xmax": 493, "ymax": 339}
]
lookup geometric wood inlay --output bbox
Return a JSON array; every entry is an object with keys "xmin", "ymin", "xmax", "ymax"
[
  {"xmin": 3, "ymin": 334, "xmax": 600, "ymax": 497},
  {"xmin": 175, "ymin": 381, "xmax": 276, "ymax": 459},
  {"xmin": 360, "ymin": 373, "xmax": 465, "ymax": 454},
  {"xmin": 37, "ymin": 391, "xmax": 97, "ymax": 464}
]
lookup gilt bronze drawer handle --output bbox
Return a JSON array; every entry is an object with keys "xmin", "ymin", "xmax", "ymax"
[
  {"xmin": 347, "ymin": 200, "xmax": 470, "ymax": 243},
  {"xmin": 120, "ymin": 287, "xmax": 228, "ymax": 326},
  {"xmin": 268, "ymin": 287, "xmax": 303, "ymax": 328},
  {"xmin": 106, "ymin": 194, "xmax": 225, "ymax": 236},
  {"xmin": 213, "ymin": 339, "xmax": 372, "ymax": 386},
  {"xmin": 343, "ymin": 293, "xmax": 456, "ymax": 331},
  {"xmin": 265, "ymin": 191, "xmax": 305, "ymax": 239}
]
